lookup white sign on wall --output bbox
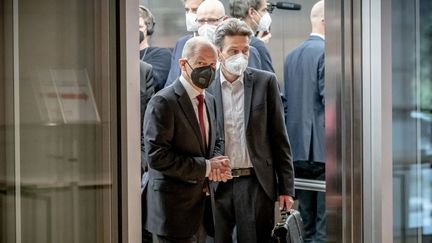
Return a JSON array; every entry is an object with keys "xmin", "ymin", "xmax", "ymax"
[{"xmin": 35, "ymin": 69, "xmax": 101, "ymax": 124}]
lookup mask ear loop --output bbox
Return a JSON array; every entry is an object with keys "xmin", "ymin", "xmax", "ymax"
[
  {"xmin": 185, "ymin": 60, "xmax": 193, "ymax": 70},
  {"xmin": 184, "ymin": 60, "xmax": 196, "ymax": 82},
  {"xmin": 218, "ymin": 53, "xmax": 227, "ymax": 70}
]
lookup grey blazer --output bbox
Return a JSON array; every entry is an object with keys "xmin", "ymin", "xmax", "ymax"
[
  {"xmin": 207, "ymin": 67, "xmax": 295, "ymax": 199},
  {"xmin": 143, "ymin": 79, "xmax": 223, "ymax": 237}
]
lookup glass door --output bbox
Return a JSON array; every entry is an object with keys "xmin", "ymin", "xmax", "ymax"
[
  {"xmin": 392, "ymin": 0, "xmax": 432, "ymax": 242},
  {"xmin": 0, "ymin": 0, "xmax": 119, "ymax": 242}
]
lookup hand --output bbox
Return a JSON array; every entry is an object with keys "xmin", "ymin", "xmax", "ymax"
[
  {"xmin": 209, "ymin": 168, "xmax": 232, "ymax": 182},
  {"xmin": 279, "ymin": 195, "xmax": 294, "ymax": 211},
  {"xmin": 208, "ymin": 156, "xmax": 232, "ymax": 182}
]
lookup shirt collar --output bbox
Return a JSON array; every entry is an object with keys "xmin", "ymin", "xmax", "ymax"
[
  {"xmin": 219, "ymin": 69, "xmax": 244, "ymax": 86},
  {"xmin": 179, "ymin": 75, "xmax": 205, "ymax": 99},
  {"xmin": 310, "ymin": 33, "xmax": 325, "ymax": 40}
]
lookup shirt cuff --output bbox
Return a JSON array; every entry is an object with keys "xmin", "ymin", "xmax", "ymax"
[{"xmin": 205, "ymin": 159, "xmax": 211, "ymax": 177}]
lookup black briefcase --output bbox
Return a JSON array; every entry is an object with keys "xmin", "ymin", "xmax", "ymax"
[{"xmin": 270, "ymin": 209, "xmax": 304, "ymax": 243}]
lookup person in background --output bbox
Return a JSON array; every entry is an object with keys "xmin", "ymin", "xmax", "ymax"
[
  {"xmin": 140, "ymin": 60, "xmax": 155, "ymax": 243},
  {"xmin": 184, "ymin": 0, "xmax": 204, "ymax": 33},
  {"xmin": 165, "ymin": 0, "xmax": 205, "ymax": 88},
  {"xmin": 139, "ymin": 6, "xmax": 164, "ymax": 243},
  {"xmin": 229, "ymin": 0, "xmax": 275, "ymax": 72},
  {"xmin": 207, "ymin": 18, "xmax": 295, "ymax": 243},
  {"xmin": 230, "ymin": 0, "xmax": 290, "ymax": 131},
  {"xmin": 165, "ymin": 0, "xmax": 262, "ymax": 88},
  {"xmin": 139, "ymin": 5, "xmax": 172, "ymax": 91},
  {"xmin": 143, "ymin": 36, "xmax": 232, "ymax": 243},
  {"xmin": 283, "ymin": 1, "xmax": 325, "ymax": 242}
]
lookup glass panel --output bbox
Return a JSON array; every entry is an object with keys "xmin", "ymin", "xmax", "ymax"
[
  {"xmin": 1, "ymin": 0, "xmax": 118, "ymax": 242},
  {"xmin": 1, "ymin": 1, "xmax": 16, "ymax": 242},
  {"xmin": 393, "ymin": 0, "xmax": 432, "ymax": 242}
]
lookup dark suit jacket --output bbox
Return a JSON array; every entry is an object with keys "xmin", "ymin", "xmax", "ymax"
[
  {"xmin": 283, "ymin": 35, "xmax": 325, "ymax": 163},
  {"xmin": 164, "ymin": 35, "xmax": 262, "ymax": 88},
  {"xmin": 140, "ymin": 61, "xmax": 155, "ymax": 171},
  {"xmin": 207, "ymin": 68, "xmax": 295, "ymax": 200},
  {"xmin": 140, "ymin": 47, "xmax": 172, "ymax": 92},
  {"xmin": 143, "ymin": 79, "xmax": 223, "ymax": 238},
  {"xmin": 140, "ymin": 61, "xmax": 155, "ymax": 239},
  {"xmin": 250, "ymin": 36, "xmax": 275, "ymax": 72}
]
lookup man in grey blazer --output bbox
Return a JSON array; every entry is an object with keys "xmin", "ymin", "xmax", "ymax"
[
  {"xmin": 283, "ymin": 1, "xmax": 325, "ymax": 242},
  {"xmin": 206, "ymin": 18, "xmax": 295, "ymax": 243},
  {"xmin": 143, "ymin": 36, "xmax": 232, "ymax": 243}
]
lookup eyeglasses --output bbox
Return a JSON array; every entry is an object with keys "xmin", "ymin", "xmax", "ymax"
[{"xmin": 196, "ymin": 16, "xmax": 224, "ymax": 25}]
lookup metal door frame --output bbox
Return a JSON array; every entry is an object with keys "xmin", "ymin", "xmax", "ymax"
[
  {"xmin": 119, "ymin": 0, "xmax": 142, "ymax": 242},
  {"xmin": 362, "ymin": 0, "xmax": 393, "ymax": 242},
  {"xmin": 326, "ymin": 0, "xmax": 393, "ymax": 242}
]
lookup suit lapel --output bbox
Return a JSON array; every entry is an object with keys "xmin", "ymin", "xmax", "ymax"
[
  {"xmin": 174, "ymin": 80, "xmax": 206, "ymax": 154},
  {"xmin": 205, "ymin": 95, "xmax": 215, "ymax": 157},
  {"xmin": 213, "ymin": 72, "xmax": 225, "ymax": 133},
  {"xmin": 243, "ymin": 69, "xmax": 254, "ymax": 129}
]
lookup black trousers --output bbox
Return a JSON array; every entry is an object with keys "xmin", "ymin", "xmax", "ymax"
[
  {"xmin": 212, "ymin": 174, "xmax": 274, "ymax": 243},
  {"xmin": 156, "ymin": 235, "xmax": 196, "ymax": 243},
  {"xmin": 294, "ymin": 161, "xmax": 326, "ymax": 243}
]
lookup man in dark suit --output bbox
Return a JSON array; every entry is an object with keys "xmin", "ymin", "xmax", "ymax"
[
  {"xmin": 207, "ymin": 18, "xmax": 295, "ymax": 243},
  {"xmin": 165, "ymin": 0, "xmax": 262, "ymax": 88},
  {"xmin": 283, "ymin": 1, "xmax": 325, "ymax": 242},
  {"xmin": 143, "ymin": 36, "xmax": 232, "ymax": 243}
]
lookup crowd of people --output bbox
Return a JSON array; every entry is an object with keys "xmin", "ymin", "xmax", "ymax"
[{"xmin": 139, "ymin": 1, "xmax": 325, "ymax": 243}]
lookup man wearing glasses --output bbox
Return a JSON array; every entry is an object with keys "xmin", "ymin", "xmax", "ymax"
[
  {"xmin": 165, "ymin": 0, "xmax": 262, "ymax": 88},
  {"xmin": 165, "ymin": 0, "xmax": 227, "ymax": 88}
]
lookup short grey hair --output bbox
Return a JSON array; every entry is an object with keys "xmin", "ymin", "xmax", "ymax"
[
  {"xmin": 213, "ymin": 18, "xmax": 253, "ymax": 50},
  {"xmin": 229, "ymin": 0, "xmax": 261, "ymax": 19},
  {"xmin": 181, "ymin": 36, "xmax": 216, "ymax": 59}
]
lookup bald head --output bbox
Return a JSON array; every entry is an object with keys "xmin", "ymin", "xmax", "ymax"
[
  {"xmin": 182, "ymin": 36, "xmax": 217, "ymax": 61},
  {"xmin": 180, "ymin": 36, "xmax": 217, "ymax": 90},
  {"xmin": 310, "ymin": 0, "xmax": 324, "ymax": 35},
  {"xmin": 197, "ymin": 0, "xmax": 226, "ymax": 21}
]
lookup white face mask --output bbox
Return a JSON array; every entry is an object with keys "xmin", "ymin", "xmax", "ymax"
[
  {"xmin": 222, "ymin": 53, "xmax": 248, "ymax": 76},
  {"xmin": 198, "ymin": 24, "xmax": 217, "ymax": 43},
  {"xmin": 185, "ymin": 12, "xmax": 199, "ymax": 32},
  {"xmin": 257, "ymin": 12, "xmax": 272, "ymax": 32}
]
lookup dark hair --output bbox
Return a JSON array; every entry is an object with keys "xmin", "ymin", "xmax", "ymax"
[
  {"xmin": 214, "ymin": 18, "xmax": 253, "ymax": 50},
  {"xmin": 229, "ymin": 0, "xmax": 261, "ymax": 19}
]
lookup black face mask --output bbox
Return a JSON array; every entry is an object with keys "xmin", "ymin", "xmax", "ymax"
[
  {"xmin": 186, "ymin": 61, "xmax": 215, "ymax": 89},
  {"xmin": 139, "ymin": 31, "xmax": 144, "ymax": 43}
]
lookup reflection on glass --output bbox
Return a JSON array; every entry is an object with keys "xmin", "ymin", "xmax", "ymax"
[
  {"xmin": 393, "ymin": 0, "xmax": 432, "ymax": 242},
  {"xmin": 1, "ymin": 1, "xmax": 116, "ymax": 242}
]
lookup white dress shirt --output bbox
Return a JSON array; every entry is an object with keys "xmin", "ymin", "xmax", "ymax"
[
  {"xmin": 179, "ymin": 76, "xmax": 211, "ymax": 176},
  {"xmin": 220, "ymin": 71, "xmax": 253, "ymax": 169},
  {"xmin": 310, "ymin": 32, "xmax": 325, "ymax": 40}
]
